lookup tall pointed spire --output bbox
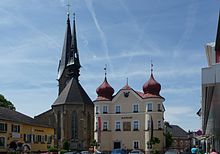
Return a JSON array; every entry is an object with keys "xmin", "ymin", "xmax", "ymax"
[
  {"xmin": 58, "ymin": 14, "xmax": 72, "ymax": 80},
  {"xmin": 215, "ymin": 12, "xmax": 220, "ymax": 63},
  {"xmin": 64, "ymin": 13, "xmax": 81, "ymax": 82},
  {"xmin": 68, "ymin": 13, "xmax": 81, "ymax": 68}
]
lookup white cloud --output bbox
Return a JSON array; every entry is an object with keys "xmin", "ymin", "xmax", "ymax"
[
  {"xmin": 162, "ymin": 87, "xmax": 200, "ymax": 95},
  {"xmin": 164, "ymin": 105, "xmax": 201, "ymax": 131},
  {"xmin": 166, "ymin": 106, "xmax": 193, "ymax": 115},
  {"xmin": 158, "ymin": 67, "xmax": 200, "ymax": 78}
]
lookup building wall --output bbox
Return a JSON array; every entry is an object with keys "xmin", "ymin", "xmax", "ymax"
[
  {"xmin": 170, "ymin": 138, "xmax": 190, "ymax": 151},
  {"xmin": 0, "ymin": 120, "xmax": 54, "ymax": 153},
  {"xmin": 34, "ymin": 109, "xmax": 55, "ymax": 128},
  {"xmin": 94, "ymin": 89, "xmax": 165, "ymax": 153},
  {"xmin": 202, "ymin": 60, "xmax": 220, "ymax": 151},
  {"xmin": 53, "ymin": 104, "xmax": 94, "ymax": 150}
]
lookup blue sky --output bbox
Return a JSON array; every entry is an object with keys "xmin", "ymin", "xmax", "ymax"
[{"xmin": 0, "ymin": 0, "xmax": 219, "ymax": 131}]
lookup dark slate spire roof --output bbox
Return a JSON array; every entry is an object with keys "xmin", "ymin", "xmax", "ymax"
[
  {"xmin": 167, "ymin": 125, "xmax": 188, "ymax": 138},
  {"xmin": 53, "ymin": 77, "xmax": 93, "ymax": 106},
  {"xmin": 215, "ymin": 12, "xmax": 220, "ymax": 52},
  {"xmin": 58, "ymin": 14, "xmax": 72, "ymax": 80},
  {"xmin": 68, "ymin": 14, "xmax": 81, "ymax": 68}
]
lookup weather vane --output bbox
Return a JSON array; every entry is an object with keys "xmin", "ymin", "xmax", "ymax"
[
  {"xmin": 104, "ymin": 64, "xmax": 107, "ymax": 77},
  {"xmin": 150, "ymin": 60, "xmax": 153, "ymax": 74}
]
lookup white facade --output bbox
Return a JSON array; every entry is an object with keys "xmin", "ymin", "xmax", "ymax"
[
  {"xmin": 201, "ymin": 43, "xmax": 220, "ymax": 151},
  {"xmin": 94, "ymin": 87, "xmax": 165, "ymax": 153},
  {"xmin": 205, "ymin": 42, "xmax": 216, "ymax": 66}
]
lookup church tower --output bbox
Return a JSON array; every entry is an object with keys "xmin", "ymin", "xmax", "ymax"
[
  {"xmin": 58, "ymin": 14, "xmax": 81, "ymax": 95},
  {"xmin": 52, "ymin": 13, "xmax": 94, "ymax": 150}
]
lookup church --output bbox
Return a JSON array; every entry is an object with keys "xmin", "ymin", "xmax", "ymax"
[{"xmin": 34, "ymin": 13, "xmax": 94, "ymax": 150}]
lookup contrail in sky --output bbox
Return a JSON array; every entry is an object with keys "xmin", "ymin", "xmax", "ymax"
[{"xmin": 85, "ymin": 0, "xmax": 113, "ymax": 73}]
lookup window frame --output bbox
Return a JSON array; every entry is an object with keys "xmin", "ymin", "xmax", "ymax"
[
  {"xmin": 102, "ymin": 105, "xmax": 108, "ymax": 114},
  {"xmin": 95, "ymin": 105, "xmax": 99, "ymax": 114},
  {"xmin": 0, "ymin": 136, "xmax": 6, "ymax": 149},
  {"xmin": 133, "ymin": 140, "xmax": 139, "ymax": 149},
  {"xmin": 0, "ymin": 123, "xmax": 7, "ymax": 132},
  {"xmin": 11, "ymin": 124, "xmax": 20, "ymax": 133},
  {"xmin": 115, "ymin": 105, "xmax": 121, "ymax": 114},
  {"xmin": 133, "ymin": 104, "xmax": 139, "ymax": 113},
  {"xmin": 133, "ymin": 120, "xmax": 139, "ymax": 131},
  {"xmin": 157, "ymin": 120, "xmax": 162, "ymax": 130},
  {"xmin": 103, "ymin": 121, "xmax": 108, "ymax": 131},
  {"xmin": 157, "ymin": 103, "xmax": 162, "ymax": 112},
  {"xmin": 115, "ymin": 121, "xmax": 121, "ymax": 131},
  {"xmin": 147, "ymin": 103, "xmax": 153, "ymax": 112}
]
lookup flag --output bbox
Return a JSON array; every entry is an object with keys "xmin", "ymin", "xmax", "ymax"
[{"xmin": 98, "ymin": 117, "xmax": 101, "ymax": 143}]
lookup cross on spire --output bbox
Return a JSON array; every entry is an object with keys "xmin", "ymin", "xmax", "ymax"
[
  {"xmin": 67, "ymin": 0, "xmax": 70, "ymax": 15},
  {"xmin": 73, "ymin": 13, "xmax": 76, "ymax": 21}
]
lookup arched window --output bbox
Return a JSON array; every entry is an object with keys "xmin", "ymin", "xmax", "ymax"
[
  {"xmin": 57, "ymin": 111, "xmax": 61, "ymax": 139},
  {"xmin": 71, "ymin": 111, "xmax": 78, "ymax": 139}
]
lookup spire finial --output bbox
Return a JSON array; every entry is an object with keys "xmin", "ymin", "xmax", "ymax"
[
  {"xmin": 73, "ymin": 13, "xmax": 76, "ymax": 21},
  {"xmin": 150, "ymin": 60, "xmax": 153, "ymax": 74},
  {"xmin": 126, "ymin": 77, "xmax": 128, "ymax": 85},
  {"xmin": 104, "ymin": 64, "xmax": 107, "ymax": 78},
  {"xmin": 67, "ymin": 0, "xmax": 70, "ymax": 16}
]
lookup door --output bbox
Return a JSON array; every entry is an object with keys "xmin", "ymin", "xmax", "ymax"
[{"xmin": 114, "ymin": 141, "xmax": 121, "ymax": 149}]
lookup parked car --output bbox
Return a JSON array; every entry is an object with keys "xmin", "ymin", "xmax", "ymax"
[
  {"xmin": 111, "ymin": 149, "xmax": 127, "ymax": 154},
  {"xmin": 165, "ymin": 149, "xmax": 179, "ymax": 154},
  {"xmin": 81, "ymin": 151, "xmax": 90, "ymax": 154},
  {"xmin": 129, "ymin": 150, "xmax": 144, "ymax": 154},
  {"xmin": 95, "ymin": 150, "xmax": 102, "ymax": 154}
]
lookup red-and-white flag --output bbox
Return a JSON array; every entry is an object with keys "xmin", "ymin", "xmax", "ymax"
[{"xmin": 98, "ymin": 117, "xmax": 101, "ymax": 143}]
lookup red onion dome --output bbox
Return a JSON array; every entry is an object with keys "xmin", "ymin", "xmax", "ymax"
[
  {"xmin": 96, "ymin": 77, "xmax": 114, "ymax": 100},
  {"xmin": 143, "ymin": 73, "xmax": 161, "ymax": 96}
]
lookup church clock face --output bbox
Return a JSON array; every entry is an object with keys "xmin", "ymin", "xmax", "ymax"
[{"xmin": 124, "ymin": 91, "xmax": 130, "ymax": 97}]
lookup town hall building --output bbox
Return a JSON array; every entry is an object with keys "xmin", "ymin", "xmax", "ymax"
[{"xmin": 94, "ymin": 68, "xmax": 165, "ymax": 153}]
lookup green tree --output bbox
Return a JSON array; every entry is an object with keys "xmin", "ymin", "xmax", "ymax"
[
  {"xmin": 0, "ymin": 94, "xmax": 15, "ymax": 110},
  {"xmin": 164, "ymin": 121, "xmax": 173, "ymax": 148},
  {"xmin": 90, "ymin": 139, "xmax": 99, "ymax": 147},
  {"xmin": 165, "ymin": 131, "xmax": 173, "ymax": 148},
  {"xmin": 150, "ymin": 137, "xmax": 160, "ymax": 154},
  {"xmin": 63, "ymin": 140, "xmax": 70, "ymax": 151}
]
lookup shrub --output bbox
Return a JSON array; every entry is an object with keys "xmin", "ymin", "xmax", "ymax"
[{"xmin": 48, "ymin": 146, "xmax": 58, "ymax": 152}]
